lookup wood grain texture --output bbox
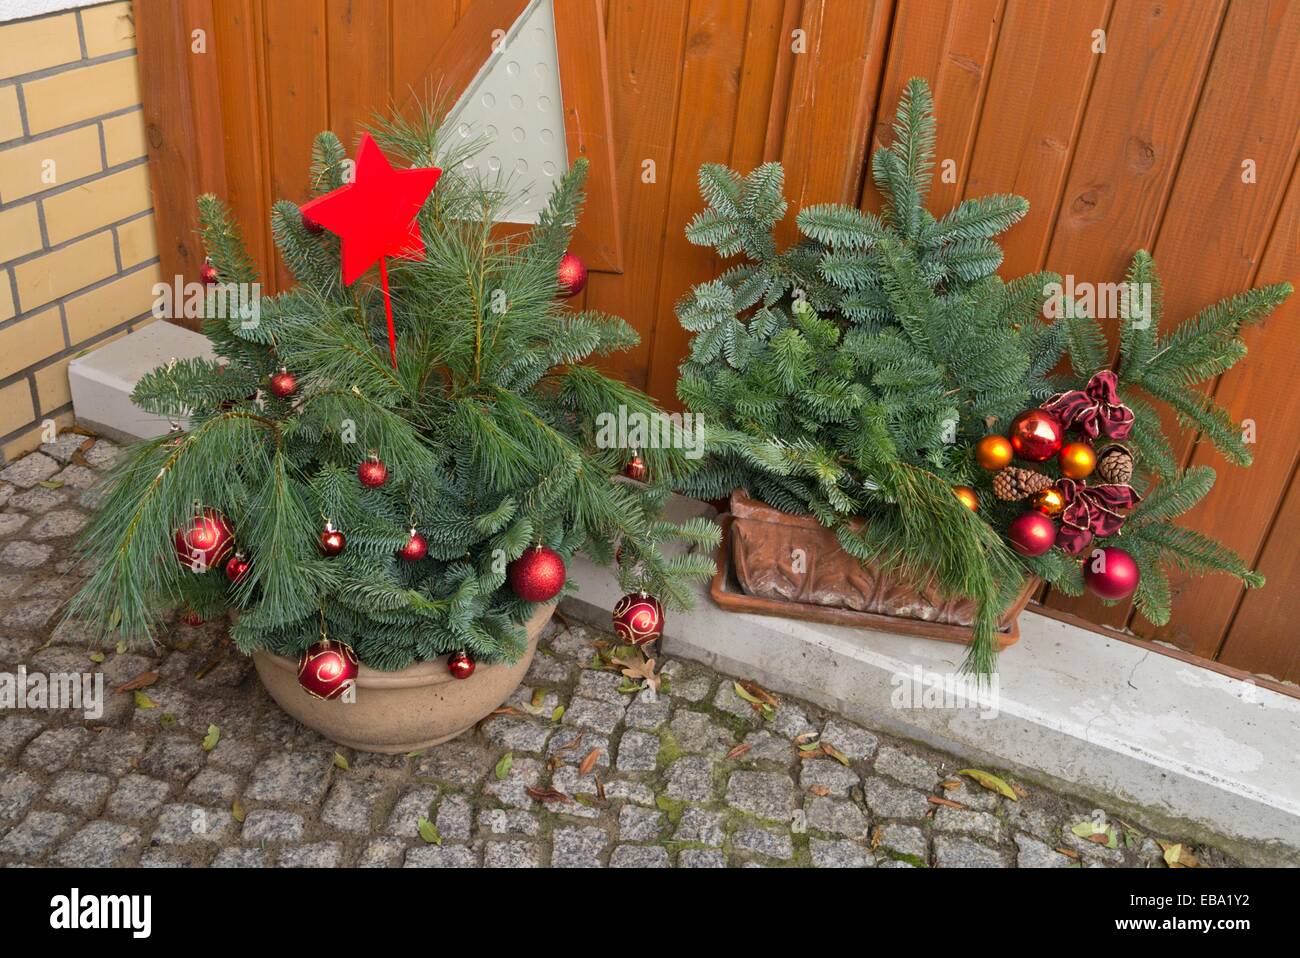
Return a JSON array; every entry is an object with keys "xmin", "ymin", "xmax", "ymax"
[
  {"xmin": 962, "ymin": 0, "xmax": 1111, "ymax": 277},
  {"xmin": 643, "ymin": 0, "xmax": 751, "ymax": 407},
  {"xmin": 775, "ymin": 0, "xmax": 894, "ymax": 245},
  {"xmin": 863, "ymin": 0, "xmax": 1003, "ymax": 215},
  {"xmin": 1040, "ymin": 0, "xmax": 1226, "ymax": 628},
  {"xmin": 583, "ymin": 0, "xmax": 691, "ymax": 387},
  {"xmin": 325, "ymin": 0, "xmax": 391, "ymax": 151}
]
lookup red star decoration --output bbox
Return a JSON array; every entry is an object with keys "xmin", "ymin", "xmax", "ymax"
[{"xmin": 299, "ymin": 133, "xmax": 441, "ymax": 285}]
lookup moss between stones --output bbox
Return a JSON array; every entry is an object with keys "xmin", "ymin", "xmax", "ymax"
[
  {"xmin": 655, "ymin": 729, "xmax": 682, "ymax": 768},
  {"xmin": 655, "ymin": 794, "xmax": 687, "ymax": 825}
]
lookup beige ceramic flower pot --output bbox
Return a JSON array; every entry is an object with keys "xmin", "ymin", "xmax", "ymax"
[{"xmin": 252, "ymin": 603, "xmax": 555, "ymax": 754}]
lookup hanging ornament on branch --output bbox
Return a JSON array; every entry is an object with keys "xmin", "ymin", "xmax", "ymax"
[
  {"xmin": 298, "ymin": 133, "xmax": 442, "ymax": 370},
  {"xmin": 225, "ymin": 552, "xmax": 252, "ymax": 584},
  {"xmin": 318, "ymin": 520, "xmax": 346, "ymax": 557},
  {"xmin": 357, "ymin": 452, "xmax": 388, "ymax": 488},
  {"xmin": 269, "ymin": 367, "xmax": 297, "ymax": 399},
  {"xmin": 297, "ymin": 639, "xmax": 358, "ymax": 700},
  {"xmin": 174, "ymin": 508, "xmax": 235, "ymax": 572},
  {"xmin": 447, "ymin": 650, "xmax": 475, "ymax": 680},
  {"xmin": 556, "ymin": 251, "xmax": 587, "ymax": 298},
  {"xmin": 200, "ymin": 259, "xmax": 219, "ymax": 286},
  {"xmin": 507, "ymin": 546, "xmax": 567, "ymax": 602},
  {"xmin": 398, "ymin": 527, "xmax": 427, "ymax": 562},
  {"xmin": 623, "ymin": 450, "xmax": 647, "ymax": 482},
  {"xmin": 974, "ymin": 434, "xmax": 1013, "ymax": 471},
  {"xmin": 952, "ymin": 485, "xmax": 979, "ymax": 512},
  {"xmin": 1058, "ymin": 441, "xmax": 1097, "ymax": 479},
  {"xmin": 1007, "ymin": 511, "xmax": 1056, "ymax": 557}
]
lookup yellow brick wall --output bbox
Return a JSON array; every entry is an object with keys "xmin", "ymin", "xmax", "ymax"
[{"xmin": 0, "ymin": 2, "xmax": 159, "ymax": 462}]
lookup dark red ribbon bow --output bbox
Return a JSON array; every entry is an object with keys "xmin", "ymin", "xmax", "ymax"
[
  {"xmin": 1056, "ymin": 478, "xmax": 1141, "ymax": 555},
  {"xmin": 1043, "ymin": 370, "xmax": 1134, "ymax": 441}
]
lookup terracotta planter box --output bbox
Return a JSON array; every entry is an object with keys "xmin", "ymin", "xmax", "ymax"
[
  {"xmin": 711, "ymin": 491, "xmax": 1033, "ymax": 648},
  {"xmin": 253, "ymin": 603, "xmax": 555, "ymax": 754}
]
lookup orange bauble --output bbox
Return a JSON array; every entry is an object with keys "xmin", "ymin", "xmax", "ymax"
[
  {"xmin": 1030, "ymin": 487, "xmax": 1065, "ymax": 517},
  {"xmin": 974, "ymin": 435, "xmax": 1014, "ymax": 471},
  {"xmin": 953, "ymin": 485, "xmax": 979, "ymax": 512},
  {"xmin": 1058, "ymin": 441, "xmax": 1097, "ymax": 479}
]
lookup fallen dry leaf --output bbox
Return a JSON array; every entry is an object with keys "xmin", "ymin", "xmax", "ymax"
[
  {"xmin": 595, "ymin": 777, "xmax": 606, "ymax": 801},
  {"xmin": 614, "ymin": 651, "xmax": 661, "ymax": 693},
  {"xmin": 808, "ymin": 784, "xmax": 831, "ymax": 797},
  {"xmin": 820, "ymin": 741, "xmax": 850, "ymax": 766},
  {"xmin": 553, "ymin": 731, "xmax": 584, "ymax": 754},
  {"xmin": 725, "ymin": 743, "xmax": 752, "ymax": 761},
  {"xmin": 579, "ymin": 748, "xmax": 601, "ymax": 776},
  {"xmin": 940, "ymin": 779, "xmax": 964, "ymax": 791},
  {"xmin": 737, "ymin": 679, "xmax": 778, "ymax": 708},
  {"xmin": 114, "ymin": 671, "xmax": 159, "ymax": 694},
  {"xmin": 1055, "ymin": 847, "xmax": 1080, "ymax": 860},
  {"xmin": 870, "ymin": 825, "xmax": 883, "ymax": 850},
  {"xmin": 793, "ymin": 731, "xmax": 819, "ymax": 746},
  {"xmin": 525, "ymin": 786, "xmax": 570, "ymax": 804},
  {"xmin": 491, "ymin": 705, "xmax": 522, "ymax": 716},
  {"xmin": 927, "ymin": 795, "xmax": 966, "ymax": 810},
  {"xmin": 957, "ymin": 768, "xmax": 1018, "ymax": 801}
]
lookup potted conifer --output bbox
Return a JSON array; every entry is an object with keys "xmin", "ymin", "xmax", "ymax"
[
  {"xmin": 675, "ymin": 78, "xmax": 1288, "ymax": 673},
  {"xmin": 67, "ymin": 112, "xmax": 717, "ymax": 752}
]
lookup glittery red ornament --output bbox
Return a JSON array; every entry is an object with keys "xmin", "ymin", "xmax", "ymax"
[
  {"xmin": 398, "ymin": 528, "xmax": 427, "ymax": 562},
  {"xmin": 447, "ymin": 650, "xmax": 475, "ymax": 680},
  {"xmin": 1083, "ymin": 546, "xmax": 1139, "ymax": 600},
  {"xmin": 556, "ymin": 251, "xmax": 587, "ymax": 298},
  {"xmin": 269, "ymin": 367, "xmax": 297, "ymax": 399},
  {"xmin": 319, "ymin": 521, "xmax": 346, "ymax": 557},
  {"xmin": 180, "ymin": 608, "xmax": 204, "ymax": 627},
  {"xmin": 357, "ymin": 453, "xmax": 388, "ymax": 488},
  {"xmin": 1008, "ymin": 408, "xmax": 1064, "ymax": 462},
  {"xmin": 623, "ymin": 453, "xmax": 647, "ymax": 482},
  {"xmin": 1007, "ymin": 510, "xmax": 1057, "ymax": 557},
  {"xmin": 612, "ymin": 592, "xmax": 664, "ymax": 646},
  {"xmin": 225, "ymin": 552, "xmax": 252, "ymax": 584},
  {"xmin": 507, "ymin": 546, "xmax": 566, "ymax": 602},
  {"xmin": 200, "ymin": 262, "xmax": 219, "ymax": 285},
  {"xmin": 297, "ymin": 640, "xmax": 358, "ymax": 700},
  {"xmin": 174, "ymin": 508, "xmax": 235, "ymax": 572}
]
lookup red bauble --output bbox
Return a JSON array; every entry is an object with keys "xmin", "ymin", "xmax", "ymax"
[
  {"xmin": 357, "ymin": 453, "xmax": 388, "ymax": 488},
  {"xmin": 1007, "ymin": 510, "xmax": 1057, "ymax": 557},
  {"xmin": 613, "ymin": 592, "xmax": 664, "ymax": 646},
  {"xmin": 1009, "ymin": 409, "xmax": 1064, "ymax": 462},
  {"xmin": 507, "ymin": 546, "xmax": 567, "ymax": 602},
  {"xmin": 180, "ymin": 608, "xmax": 203, "ymax": 627},
  {"xmin": 225, "ymin": 552, "xmax": 252, "ymax": 584},
  {"xmin": 398, "ymin": 528, "xmax": 428, "ymax": 562},
  {"xmin": 556, "ymin": 251, "xmax": 587, "ymax": 298},
  {"xmin": 447, "ymin": 650, "xmax": 475, "ymax": 680},
  {"xmin": 174, "ymin": 508, "xmax": 235, "ymax": 572},
  {"xmin": 200, "ymin": 262, "xmax": 219, "ymax": 285},
  {"xmin": 623, "ymin": 454, "xmax": 647, "ymax": 482},
  {"xmin": 269, "ymin": 367, "xmax": 297, "ymax": 399},
  {"xmin": 297, "ymin": 640, "xmax": 358, "ymax": 700},
  {"xmin": 319, "ymin": 522, "xmax": 346, "ymax": 557},
  {"xmin": 1084, "ymin": 546, "xmax": 1140, "ymax": 600}
]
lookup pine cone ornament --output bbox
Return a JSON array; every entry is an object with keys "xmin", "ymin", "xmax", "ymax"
[
  {"xmin": 993, "ymin": 466, "xmax": 1053, "ymax": 502},
  {"xmin": 1095, "ymin": 445, "xmax": 1134, "ymax": 485}
]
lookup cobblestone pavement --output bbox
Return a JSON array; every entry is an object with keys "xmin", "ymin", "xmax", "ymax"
[{"xmin": 0, "ymin": 436, "xmax": 1237, "ymax": 868}]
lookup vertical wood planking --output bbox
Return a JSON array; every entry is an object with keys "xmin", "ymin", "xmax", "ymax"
[
  {"xmin": 1039, "ymin": 0, "xmax": 1226, "ymax": 626},
  {"xmin": 261, "ymin": 0, "xmax": 329, "ymax": 290},
  {"xmin": 390, "ymin": 0, "xmax": 461, "ymax": 107},
  {"xmin": 775, "ymin": 0, "xmax": 893, "ymax": 245},
  {"xmin": 961, "ymin": 0, "xmax": 1110, "ymax": 277},
  {"xmin": 643, "ymin": 0, "xmax": 752, "ymax": 406},
  {"xmin": 863, "ymin": 0, "xmax": 1003, "ymax": 216},
  {"xmin": 729, "ymin": 0, "xmax": 786, "ymax": 173},
  {"xmin": 1123, "ymin": 1, "xmax": 1300, "ymax": 656},
  {"xmin": 583, "ymin": 0, "xmax": 691, "ymax": 388},
  {"xmin": 326, "ymin": 0, "xmax": 391, "ymax": 151},
  {"xmin": 211, "ymin": 0, "xmax": 275, "ymax": 285}
]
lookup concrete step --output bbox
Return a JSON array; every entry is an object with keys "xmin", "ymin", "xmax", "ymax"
[{"xmin": 68, "ymin": 321, "xmax": 215, "ymax": 442}]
